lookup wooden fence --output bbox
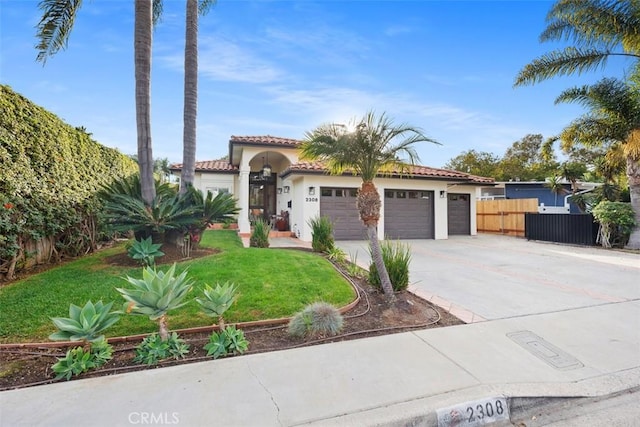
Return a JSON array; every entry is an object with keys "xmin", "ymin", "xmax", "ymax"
[{"xmin": 477, "ymin": 199, "xmax": 538, "ymax": 237}]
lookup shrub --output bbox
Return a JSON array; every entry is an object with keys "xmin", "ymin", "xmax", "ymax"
[
  {"xmin": 369, "ymin": 240, "xmax": 411, "ymax": 292},
  {"xmin": 592, "ymin": 201, "xmax": 637, "ymax": 248},
  {"xmin": 127, "ymin": 236, "xmax": 164, "ymax": 267},
  {"xmin": 325, "ymin": 246, "xmax": 346, "ymax": 263},
  {"xmin": 196, "ymin": 282, "xmax": 239, "ymax": 329},
  {"xmin": 49, "ymin": 300, "xmax": 120, "ymax": 343},
  {"xmin": 134, "ymin": 332, "xmax": 190, "ymax": 365},
  {"xmin": 250, "ymin": 218, "xmax": 270, "ymax": 248},
  {"xmin": 287, "ymin": 302, "xmax": 343, "ymax": 338},
  {"xmin": 308, "ymin": 215, "xmax": 334, "ymax": 253},
  {"xmin": 203, "ymin": 325, "xmax": 249, "ymax": 359},
  {"xmin": 117, "ymin": 264, "xmax": 194, "ymax": 340},
  {"xmin": 51, "ymin": 338, "xmax": 113, "ymax": 380}
]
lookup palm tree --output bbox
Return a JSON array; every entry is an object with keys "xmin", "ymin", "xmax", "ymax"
[
  {"xmin": 514, "ymin": 0, "xmax": 640, "ymax": 86},
  {"xmin": 553, "ymin": 77, "xmax": 640, "ymax": 248},
  {"xmin": 180, "ymin": 0, "xmax": 216, "ymax": 193},
  {"xmin": 545, "ymin": 175, "xmax": 566, "ymax": 205},
  {"xmin": 35, "ymin": 0, "xmax": 163, "ymax": 205},
  {"xmin": 301, "ymin": 111, "xmax": 440, "ymax": 298}
]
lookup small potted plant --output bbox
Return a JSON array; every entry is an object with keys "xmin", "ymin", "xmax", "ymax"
[{"xmin": 276, "ymin": 211, "xmax": 289, "ymax": 231}]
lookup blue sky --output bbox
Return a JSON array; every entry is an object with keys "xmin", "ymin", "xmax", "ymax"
[{"xmin": 0, "ymin": 0, "xmax": 631, "ymax": 168}]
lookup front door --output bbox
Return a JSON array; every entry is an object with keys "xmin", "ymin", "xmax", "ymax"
[{"xmin": 249, "ymin": 172, "xmax": 276, "ymax": 222}]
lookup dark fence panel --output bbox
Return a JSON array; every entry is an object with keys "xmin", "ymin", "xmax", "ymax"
[{"xmin": 525, "ymin": 213, "xmax": 599, "ymax": 246}]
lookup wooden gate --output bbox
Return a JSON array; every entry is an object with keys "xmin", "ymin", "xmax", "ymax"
[{"xmin": 476, "ymin": 199, "xmax": 538, "ymax": 237}]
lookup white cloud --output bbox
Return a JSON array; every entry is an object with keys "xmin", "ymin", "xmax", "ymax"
[
  {"xmin": 159, "ymin": 37, "xmax": 282, "ymax": 84},
  {"xmin": 384, "ymin": 25, "xmax": 413, "ymax": 37}
]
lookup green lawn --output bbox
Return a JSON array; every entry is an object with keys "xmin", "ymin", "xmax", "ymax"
[{"xmin": 0, "ymin": 230, "xmax": 355, "ymax": 343}]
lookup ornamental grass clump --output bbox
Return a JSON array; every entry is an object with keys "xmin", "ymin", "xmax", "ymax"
[
  {"xmin": 287, "ymin": 302, "xmax": 343, "ymax": 338},
  {"xmin": 250, "ymin": 218, "xmax": 270, "ymax": 248},
  {"xmin": 369, "ymin": 240, "xmax": 411, "ymax": 292},
  {"xmin": 308, "ymin": 215, "xmax": 334, "ymax": 253}
]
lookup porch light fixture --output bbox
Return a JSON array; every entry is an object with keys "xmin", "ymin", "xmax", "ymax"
[
  {"xmin": 283, "ymin": 186, "xmax": 290, "ymax": 193},
  {"xmin": 308, "ymin": 186, "xmax": 316, "ymax": 196},
  {"xmin": 261, "ymin": 154, "xmax": 272, "ymax": 179},
  {"xmin": 439, "ymin": 190, "xmax": 446, "ymax": 198}
]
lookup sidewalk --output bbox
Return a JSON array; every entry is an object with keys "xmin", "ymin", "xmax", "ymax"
[{"xmin": 2, "ymin": 300, "xmax": 638, "ymax": 427}]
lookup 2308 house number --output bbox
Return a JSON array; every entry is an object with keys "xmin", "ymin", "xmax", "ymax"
[
  {"xmin": 305, "ymin": 197, "xmax": 318, "ymax": 202},
  {"xmin": 436, "ymin": 396, "xmax": 509, "ymax": 427}
]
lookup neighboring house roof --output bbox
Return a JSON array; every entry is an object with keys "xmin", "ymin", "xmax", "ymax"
[{"xmin": 281, "ymin": 161, "xmax": 494, "ymax": 184}]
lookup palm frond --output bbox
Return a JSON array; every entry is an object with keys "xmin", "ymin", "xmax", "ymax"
[
  {"xmin": 36, "ymin": 0, "xmax": 83, "ymax": 64},
  {"xmin": 542, "ymin": 0, "xmax": 638, "ymax": 50},
  {"xmin": 198, "ymin": 0, "xmax": 217, "ymax": 15},
  {"xmin": 514, "ymin": 47, "xmax": 625, "ymax": 86}
]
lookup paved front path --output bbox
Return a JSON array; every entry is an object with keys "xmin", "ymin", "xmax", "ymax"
[{"xmin": 336, "ymin": 235, "xmax": 639, "ymax": 322}]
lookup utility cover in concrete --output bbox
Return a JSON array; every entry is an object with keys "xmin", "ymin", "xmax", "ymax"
[{"xmin": 507, "ymin": 330, "xmax": 584, "ymax": 371}]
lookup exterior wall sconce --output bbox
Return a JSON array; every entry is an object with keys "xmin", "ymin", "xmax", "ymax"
[
  {"xmin": 439, "ymin": 190, "xmax": 446, "ymax": 198},
  {"xmin": 283, "ymin": 186, "xmax": 290, "ymax": 193},
  {"xmin": 308, "ymin": 186, "xmax": 316, "ymax": 196},
  {"xmin": 277, "ymin": 188, "xmax": 282, "ymax": 194}
]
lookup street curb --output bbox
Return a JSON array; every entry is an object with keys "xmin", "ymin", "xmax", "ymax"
[{"xmin": 300, "ymin": 367, "xmax": 640, "ymax": 426}]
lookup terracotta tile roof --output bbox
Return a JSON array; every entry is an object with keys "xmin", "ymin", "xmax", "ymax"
[
  {"xmin": 170, "ymin": 160, "xmax": 238, "ymax": 172},
  {"xmin": 230, "ymin": 135, "xmax": 302, "ymax": 147},
  {"xmin": 282, "ymin": 162, "xmax": 494, "ymax": 184}
]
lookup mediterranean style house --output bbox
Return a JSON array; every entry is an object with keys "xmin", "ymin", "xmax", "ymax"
[{"xmin": 170, "ymin": 135, "xmax": 494, "ymax": 242}]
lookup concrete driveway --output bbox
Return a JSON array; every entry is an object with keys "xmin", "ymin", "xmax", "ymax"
[{"xmin": 337, "ymin": 234, "xmax": 640, "ymax": 321}]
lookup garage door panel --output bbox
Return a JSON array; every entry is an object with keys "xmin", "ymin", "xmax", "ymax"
[
  {"xmin": 320, "ymin": 187, "xmax": 367, "ymax": 240},
  {"xmin": 448, "ymin": 193, "xmax": 470, "ymax": 235},
  {"xmin": 384, "ymin": 190, "xmax": 434, "ymax": 239}
]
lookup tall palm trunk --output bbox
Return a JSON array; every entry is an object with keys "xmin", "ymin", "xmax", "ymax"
[
  {"xmin": 135, "ymin": 0, "xmax": 156, "ymax": 205},
  {"xmin": 180, "ymin": 0, "xmax": 198, "ymax": 194},
  {"xmin": 626, "ymin": 156, "xmax": 640, "ymax": 249},
  {"xmin": 358, "ymin": 181, "xmax": 394, "ymax": 299}
]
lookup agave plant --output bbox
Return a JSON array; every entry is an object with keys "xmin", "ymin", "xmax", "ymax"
[
  {"xmin": 196, "ymin": 282, "xmax": 239, "ymax": 329},
  {"xmin": 49, "ymin": 300, "xmax": 120, "ymax": 343},
  {"xmin": 127, "ymin": 236, "xmax": 165, "ymax": 267},
  {"xmin": 117, "ymin": 264, "xmax": 194, "ymax": 341}
]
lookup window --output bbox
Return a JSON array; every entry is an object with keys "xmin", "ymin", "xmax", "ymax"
[
  {"xmin": 335, "ymin": 189, "xmax": 345, "ymax": 197},
  {"xmin": 385, "ymin": 190, "xmax": 394, "ymax": 198},
  {"xmin": 348, "ymin": 189, "xmax": 358, "ymax": 197},
  {"xmin": 408, "ymin": 191, "xmax": 418, "ymax": 199},
  {"xmin": 396, "ymin": 191, "xmax": 406, "ymax": 199},
  {"xmin": 321, "ymin": 188, "xmax": 332, "ymax": 197},
  {"xmin": 205, "ymin": 187, "xmax": 230, "ymax": 197}
]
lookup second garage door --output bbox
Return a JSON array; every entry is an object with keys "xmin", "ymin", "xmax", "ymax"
[
  {"xmin": 384, "ymin": 190, "xmax": 434, "ymax": 239},
  {"xmin": 319, "ymin": 187, "xmax": 367, "ymax": 240},
  {"xmin": 448, "ymin": 193, "xmax": 471, "ymax": 235}
]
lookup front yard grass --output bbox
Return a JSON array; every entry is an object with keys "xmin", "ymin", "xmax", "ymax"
[{"xmin": 0, "ymin": 230, "xmax": 355, "ymax": 343}]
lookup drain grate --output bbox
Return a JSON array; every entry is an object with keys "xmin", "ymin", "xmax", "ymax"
[{"xmin": 507, "ymin": 330, "xmax": 584, "ymax": 371}]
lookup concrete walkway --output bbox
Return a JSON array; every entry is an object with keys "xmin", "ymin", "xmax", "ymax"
[
  {"xmin": 2, "ymin": 235, "xmax": 638, "ymax": 426},
  {"xmin": 1, "ymin": 300, "xmax": 638, "ymax": 426}
]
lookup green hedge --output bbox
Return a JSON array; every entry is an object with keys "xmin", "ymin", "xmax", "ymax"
[{"xmin": 0, "ymin": 85, "xmax": 137, "ymax": 276}]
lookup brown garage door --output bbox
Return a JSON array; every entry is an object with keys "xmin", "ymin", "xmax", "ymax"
[
  {"xmin": 448, "ymin": 193, "xmax": 471, "ymax": 235},
  {"xmin": 319, "ymin": 187, "xmax": 367, "ymax": 240},
  {"xmin": 384, "ymin": 190, "xmax": 434, "ymax": 239}
]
